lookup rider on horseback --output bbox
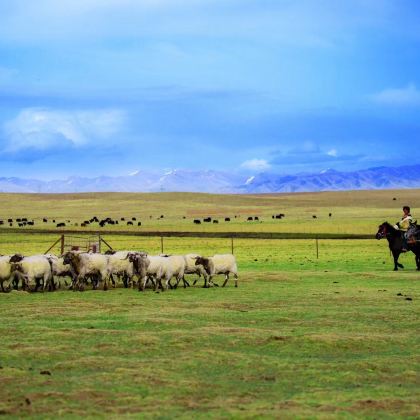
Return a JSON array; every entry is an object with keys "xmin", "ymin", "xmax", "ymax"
[{"xmin": 394, "ymin": 206, "xmax": 413, "ymax": 252}]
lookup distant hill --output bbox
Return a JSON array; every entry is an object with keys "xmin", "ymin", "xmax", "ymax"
[{"xmin": 1, "ymin": 164, "xmax": 420, "ymax": 193}]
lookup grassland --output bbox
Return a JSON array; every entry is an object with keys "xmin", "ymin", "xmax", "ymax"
[
  {"xmin": 0, "ymin": 191, "xmax": 419, "ymax": 418},
  {"xmin": 1, "ymin": 189, "xmax": 420, "ymax": 235}
]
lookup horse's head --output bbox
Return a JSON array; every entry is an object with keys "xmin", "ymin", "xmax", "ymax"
[{"xmin": 376, "ymin": 222, "xmax": 390, "ymax": 240}]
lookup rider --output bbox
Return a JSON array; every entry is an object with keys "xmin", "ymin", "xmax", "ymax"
[{"xmin": 394, "ymin": 206, "xmax": 413, "ymax": 252}]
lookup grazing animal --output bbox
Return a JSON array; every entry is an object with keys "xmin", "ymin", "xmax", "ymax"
[
  {"xmin": 224, "ymin": 218, "xmax": 230, "ymax": 222},
  {"xmin": 126, "ymin": 252, "xmax": 153, "ymax": 291},
  {"xmin": 56, "ymin": 222, "xmax": 66, "ymax": 227},
  {"xmin": 213, "ymin": 220, "xmax": 219, "ymax": 224},
  {"xmin": 138, "ymin": 222, "xmax": 142, "ymax": 226},
  {"xmin": 107, "ymin": 251, "xmax": 137, "ymax": 288},
  {"xmin": 376, "ymin": 222, "xmax": 420, "ymax": 271},
  {"xmin": 195, "ymin": 254, "xmax": 238, "ymax": 287},
  {"xmin": 129, "ymin": 254, "xmax": 184, "ymax": 292},
  {"xmin": 193, "ymin": 219, "xmax": 201, "ymax": 224},
  {"xmin": 247, "ymin": 217, "xmax": 253, "ymax": 221},
  {"xmin": 0, "ymin": 256, "xmax": 13, "ymax": 292},
  {"xmin": 203, "ymin": 217, "xmax": 211, "ymax": 223},
  {"xmin": 127, "ymin": 221, "xmax": 133, "ymax": 226},
  {"xmin": 9, "ymin": 254, "xmax": 54, "ymax": 292},
  {"xmin": 182, "ymin": 254, "xmax": 207, "ymax": 288},
  {"xmin": 312, "ymin": 215, "xmax": 317, "ymax": 219},
  {"xmin": 63, "ymin": 251, "xmax": 110, "ymax": 291},
  {"xmin": 48, "ymin": 255, "xmax": 75, "ymax": 288}
]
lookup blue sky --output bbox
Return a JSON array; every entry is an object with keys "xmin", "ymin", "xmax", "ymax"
[{"xmin": 0, "ymin": 0, "xmax": 420, "ymax": 179}]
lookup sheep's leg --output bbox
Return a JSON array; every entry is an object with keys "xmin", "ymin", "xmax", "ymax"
[
  {"xmin": 222, "ymin": 273, "xmax": 229, "ymax": 287},
  {"xmin": 154, "ymin": 277, "xmax": 161, "ymax": 292},
  {"xmin": 234, "ymin": 273, "xmax": 238, "ymax": 287},
  {"xmin": 123, "ymin": 274, "xmax": 129, "ymax": 288},
  {"xmin": 76, "ymin": 274, "xmax": 84, "ymax": 292},
  {"xmin": 42, "ymin": 274, "xmax": 49, "ymax": 292},
  {"xmin": 138, "ymin": 276, "xmax": 146, "ymax": 291},
  {"xmin": 183, "ymin": 277, "xmax": 190, "ymax": 288},
  {"xmin": 34, "ymin": 278, "xmax": 41, "ymax": 292},
  {"xmin": 12, "ymin": 272, "xmax": 19, "ymax": 290},
  {"xmin": 164, "ymin": 275, "xmax": 172, "ymax": 291},
  {"xmin": 211, "ymin": 276, "xmax": 219, "ymax": 287}
]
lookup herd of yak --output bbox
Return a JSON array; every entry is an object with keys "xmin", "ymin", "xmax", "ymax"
[
  {"xmin": 0, "ymin": 213, "xmax": 287, "ymax": 229},
  {"xmin": 0, "ymin": 250, "xmax": 238, "ymax": 293}
]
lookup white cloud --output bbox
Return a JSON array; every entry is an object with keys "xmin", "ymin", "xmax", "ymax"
[
  {"xmin": 3, "ymin": 108, "xmax": 126, "ymax": 152},
  {"xmin": 241, "ymin": 158, "xmax": 271, "ymax": 171},
  {"xmin": 327, "ymin": 148, "xmax": 338, "ymax": 157},
  {"xmin": 370, "ymin": 83, "xmax": 420, "ymax": 106}
]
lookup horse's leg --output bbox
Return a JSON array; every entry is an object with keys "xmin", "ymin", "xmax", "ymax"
[{"xmin": 392, "ymin": 250, "xmax": 402, "ymax": 271}]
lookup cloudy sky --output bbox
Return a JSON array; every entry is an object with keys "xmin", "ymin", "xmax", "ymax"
[{"xmin": 0, "ymin": 0, "xmax": 420, "ymax": 179}]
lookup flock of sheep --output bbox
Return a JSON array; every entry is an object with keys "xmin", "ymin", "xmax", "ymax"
[{"xmin": 0, "ymin": 250, "xmax": 238, "ymax": 293}]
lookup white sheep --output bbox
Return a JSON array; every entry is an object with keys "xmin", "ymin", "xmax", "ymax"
[
  {"xmin": 131, "ymin": 254, "xmax": 185, "ymax": 292},
  {"xmin": 0, "ymin": 255, "xmax": 13, "ymax": 292},
  {"xmin": 10, "ymin": 255, "xmax": 54, "ymax": 291},
  {"xmin": 181, "ymin": 253, "xmax": 208, "ymax": 288},
  {"xmin": 46, "ymin": 255, "xmax": 74, "ymax": 289},
  {"xmin": 106, "ymin": 250, "xmax": 136, "ymax": 288},
  {"xmin": 63, "ymin": 251, "xmax": 110, "ymax": 291},
  {"xmin": 194, "ymin": 254, "xmax": 238, "ymax": 287}
]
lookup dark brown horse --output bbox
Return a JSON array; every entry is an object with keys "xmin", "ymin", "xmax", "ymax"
[{"xmin": 376, "ymin": 222, "xmax": 420, "ymax": 271}]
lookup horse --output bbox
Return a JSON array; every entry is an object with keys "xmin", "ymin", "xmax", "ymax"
[{"xmin": 376, "ymin": 222, "xmax": 420, "ymax": 271}]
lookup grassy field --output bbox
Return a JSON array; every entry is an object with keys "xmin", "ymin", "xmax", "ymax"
[
  {"xmin": 0, "ymin": 191, "xmax": 419, "ymax": 418},
  {"xmin": 1, "ymin": 189, "xmax": 420, "ymax": 234}
]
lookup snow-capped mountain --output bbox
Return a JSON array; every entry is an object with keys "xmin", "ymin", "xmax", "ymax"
[
  {"xmin": 1, "ymin": 164, "xmax": 420, "ymax": 194},
  {"xmin": 237, "ymin": 165, "xmax": 420, "ymax": 193}
]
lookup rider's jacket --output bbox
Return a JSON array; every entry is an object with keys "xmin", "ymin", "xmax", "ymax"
[{"xmin": 394, "ymin": 214, "xmax": 413, "ymax": 231}]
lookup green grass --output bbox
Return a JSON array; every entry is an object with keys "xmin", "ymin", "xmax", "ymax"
[
  {"xmin": 0, "ymin": 191, "xmax": 419, "ymax": 418},
  {"xmin": 1, "ymin": 269, "xmax": 419, "ymax": 418},
  {"xmin": 1, "ymin": 189, "xmax": 420, "ymax": 234}
]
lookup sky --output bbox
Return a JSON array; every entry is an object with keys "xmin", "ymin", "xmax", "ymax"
[{"xmin": 0, "ymin": 0, "xmax": 420, "ymax": 179}]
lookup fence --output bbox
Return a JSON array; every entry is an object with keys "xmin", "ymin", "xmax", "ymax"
[
  {"xmin": 39, "ymin": 233, "xmax": 354, "ymax": 259},
  {"xmin": 44, "ymin": 234, "xmax": 113, "ymax": 255}
]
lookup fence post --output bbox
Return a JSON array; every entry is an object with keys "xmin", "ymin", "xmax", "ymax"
[
  {"xmin": 60, "ymin": 234, "xmax": 65, "ymax": 255},
  {"xmin": 161, "ymin": 236, "xmax": 164, "ymax": 254},
  {"xmin": 316, "ymin": 237, "xmax": 319, "ymax": 259},
  {"xmin": 98, "ymin": 234, "xmax": 102, "ymax": 253},
  {"xmin": 231, "ymin": 237, "xmax": 234, "ymax": 255}
]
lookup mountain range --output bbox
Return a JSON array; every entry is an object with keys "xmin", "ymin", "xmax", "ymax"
[{"xmin": 1, "ymin": 164, "xmax": 420, "ymax": 194}]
